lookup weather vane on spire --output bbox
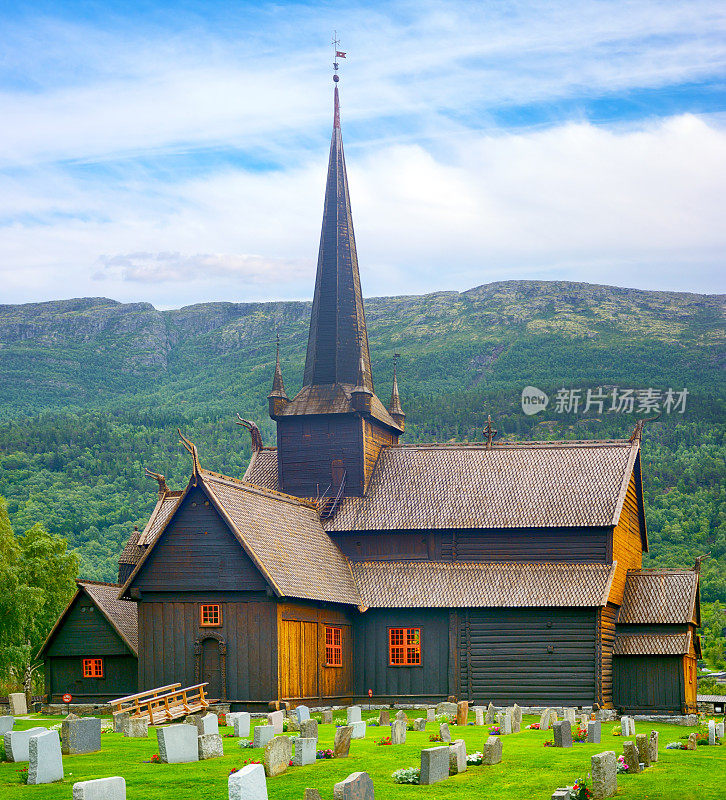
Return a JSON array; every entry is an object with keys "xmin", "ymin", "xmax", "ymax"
[{"xmin": 332, "ymin": 30, "xmax": 346, "ymax": 83}]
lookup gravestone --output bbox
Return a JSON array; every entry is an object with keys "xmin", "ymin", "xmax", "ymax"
[
  {"xmin": 426, "ymin": 707, "xmax": 435, "ymax": 722},
  {"xmin": 551, "ymin": 790, "xmax": 571, "ymax": 800},
  {"xmin": 482, "ymin": 735, "xmax": 502, "ymax": 765},
  {"xmin": 622, "ymin": 740, "xmax": 641, "ymax": 773},
  {"xmin": 590, "ymin": 751, "xmax": 617, "ymax": 799},
  {"xmin": 226, "ymin": 711, "xmax": 242, "ymax": 727},
  {"xmin": 636, "ymin": 733, "xmax": 650, "ymax": 768},
  {"xmin": 112, "ymin": 712, "xmax": 129, "ymax": 734},
  {"xmin": 420, "ymin": 746, "xmax": 450, "ymax": 785},
  {"xmin": 436, "ymin": 702, "xmax": 457, "ymax": 717},
  {"xmin": 485, "ymin": 702, "xmax": 496, "ymax": 724},
  {"xmin": 8, "ymin": 692, "xmax": 27, "ymax": 716},
  {"xmin": 293, "ymin": 737, "xmax": 317, "ymax": 766},
  {"xmin": 295, "ymin": 705, "xmax": 311, "ymax": 724},
  {"xmin": 456, "ymin": 700, "xmax": 468, "ymax": 726},
  {"xmin": 474, "ymin": 707, "xmax": 485, "ymax": 726},
  {"xmin": 253, "ymin": 724, "xmax": 275, "ymax": 748},
  {"xmin": 304, "ymin": 791, "xmax": 322, "ymax": 800},
  {"xmin": 716, "ymin": 722, "xmax": 724, "ymax": 740},
  {"xmin": 198, "ymin": 732, "xmax": 224, "ymax": 759},
  {"xmin": 540, "ymin": 708, "xmax": 554, "ymax": 730},
  {"xmin": 439, "ymin": 722, "xmax": 451, "ymax": 743},
  {"xmin": 686, "ymin": 732, "xmax": 697, "ymax": 750},
  {"xmin": 395, "ymin": 710, "xmax": 408, "ymax": 723},
  {"xmin": 72, "ymin": 777, "xmax": 126, "ymax": 800},
  {"xmin": 513, "ymin": 704, "xmax": 522, "ymax": 726},
  {"xmin": 414, "ymin": 717, "xmax": 426, "ymax": 731},
  {"xmin": 378, "ymin": 709, "xmax": 390, "ymax": 726},
  {"xmin": 587, "ymin": 720, "xmax": 601, "ymax": 743},
  {"xmin": 563, "ymin": 708, "xmax": 576, "ymax": 725},
  {"xmin": 350, "ymin": 720, "xmax": 366, "ymax": 739},
  {"xmin": 708, "ymin": 720, "xmax": 716, "ymax": 746},
  {"xmin": 322, "ymin": 709, "xmax": 333, "ymax": 725},
  {"xmin": 501, "ymin": 711, "xmax": 512, "ymax": 735},
  {"xmin": 334, "ymin": 725, "xmax": 353, "ymax": 758},
  {"xmin": 263, "ymin": 735, "xmax": 292, "ymax": 777},
  {"xmin": 513, "ymin": 718, "xmax": 521, "ymax": 733},
  {"xmin": 649, "ymin": 730, "xmax": 659, "ymax": 762},
  {"xmin": 391, "ymin": 719, "xmax": 406, "ymax": 744},
  {"xmin": 267, "ymin": 710, "xmax": 284, "ymax": 734},
  {"xmin": 347, "ymin": 706, "xmax": 362, "ymax": 725},
  {"xmin": 0, "ymin": 716, "xmax": 14, "ymax": 735},
  {"xmin": 125, "ymin": 717, "xmax": 148, "ymax": 738},
  {"xmin": 620, "ymin": 716, "xmax": 635, "ymax": 736},
  {"xmin": 553, "ymin": 721, "xmax": 572, "ymax": 748},
  {"xmin": 228, "ymin": 763, "xmax": 267, "ymax": 800},
  {"xmin": 300, "ymin": 719, "xmax": 318, "ymax": 741},
  {"xmin": 191, "ymin": 712, "xmax": 218, "ymax": 736},
  {"xmin": 449, "ymin": 739, "xmax": 467, "ymax": 774},
  {"xmin": 61, "ymin": 717, "xmax": 102, "ymax": 755},
  {"xmin": 4, "ymin": 727, "xmax": 47, "ymax": 761},
  {"xmin": 28, "ymin": 729, "xmax": 63, "ymax": 785},
  {"xmin": 233, "ymin": 713, "xmax": 251, "ymax": 738},
  {"xmin": 157, "ymin": 723, "xmax": 199, "ymax": 763},
  {"xmin": 333, "ymin": 771, "xmax": 374, "ymax": 800},
  {"xmin": 496, "ymin": 711, "xmax": 504, "ymax": 725}
]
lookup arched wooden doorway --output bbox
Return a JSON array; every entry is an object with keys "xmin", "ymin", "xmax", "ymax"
[{"xmin": 194, "ymin": 632, "xmax": 227, "ymax": 700}]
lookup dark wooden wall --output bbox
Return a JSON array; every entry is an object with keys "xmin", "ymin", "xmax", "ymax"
[
  {"xmin": 613, "ymin": 655, "xmax": 685, "ymax": 712},
  {"xmin": 598, "ymin": 604, "xmax": 618, "ymax": 707},
  {"xmin": 276, "ymin": 415, "xmax": 365, "ymax": 497},
  {"xmin": 46, "ymin": 594, "xmax": 130, "ymax": 657},
  {"xmin": 458, "ymin": 607, "xmax": 598, "ymax": 706},
  {"xmin": 352, "ymin": 608, "xmax": 449, "ymax": 701}
]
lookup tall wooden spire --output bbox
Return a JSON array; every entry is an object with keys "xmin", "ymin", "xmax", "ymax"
[{"xmin": 303, "ymin": 86, "xmax": 373, "ymax": 391}]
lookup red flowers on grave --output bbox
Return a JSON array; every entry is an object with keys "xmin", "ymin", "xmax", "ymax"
[
  {"xmin": 375, "ymin": 736, "xmax": 393, "ymax": 746},
  {"xmin": 143, "ymin": 753, "xmax": 160, "ymax": 763}
]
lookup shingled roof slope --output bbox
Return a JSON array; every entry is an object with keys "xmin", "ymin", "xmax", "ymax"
[
  {"xmin": 280, "ymin": 383, "xmax": 402, "ymax": 431},
  {"xmin": 614, "ymin": 632, "xmax": 692, "ymax": 656},
  {"xmin": 351, "ymin": 561, "xmax": 616, "ymax": 608},
  {"xmin": 118, "ymin": 491, "xmax": 183, "ymax": 566},
  {"xmin": 245, "ymin": 440, "xmax": 640, "ymax": 531},
  {"xmin": 619, "ymin": 569, "xmax": 699, "ymax": 624}
]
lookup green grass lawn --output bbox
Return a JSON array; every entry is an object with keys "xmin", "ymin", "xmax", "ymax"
[{"xmin": 1, "ymin": 712, "xmax": 724, "ymax": 799}]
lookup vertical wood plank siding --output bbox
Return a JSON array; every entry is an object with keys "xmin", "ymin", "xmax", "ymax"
[
  {"xmin": 613, "ymin": 655, "xmax": 685, "ymax": 712},
  {"xmin": 598, "ymin": 604, "xmax": 619, "ymax": 707},
  {"xmin": 47, "ymin": 656, "xmax": 137, "ymax": 702},
  {"xmin": 46, "ymin": 595, "xmax": 131, "ymax": 656},
  {"xmin": 609, "ymin": 474, "xmax": 644, "ymax": 604},
  {"xmin": 362, "ymin": 419, "xmax": 396, "ymax": 489},
  {"xmin": 459, "ymin": 608, "xmax": 598, "ymax": 706}
]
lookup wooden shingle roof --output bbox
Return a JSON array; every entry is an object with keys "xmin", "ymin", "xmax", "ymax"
[
  {"xmin": 350, "ymin": 561, "xmax": 616, "ymax": 608},
  {"xmin": 619, "ymin": 569, "xmax": 699, "ymax": 624},
  {"xmin": 118, "ymin": 491, "xmax": 182, "ymax": 564},
  {"xmin": 614, "ymin": 631, "xmax": 693, "ymax": 656}
]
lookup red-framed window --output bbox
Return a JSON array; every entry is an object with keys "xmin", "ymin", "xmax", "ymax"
[
  {"xmin": 200, "ymin": 604, "xmax": 222, "ymax": 627},
  {"xmin": 389, "ymin": 628, "xmax": 421, "ymax": 666},
  {"xmin": 82, "ymin": 658, "xmax": 103, "ymax": 678},
  {"xmin": 325, "ymin": 626, "xmax": 342, "ymax": 667}
]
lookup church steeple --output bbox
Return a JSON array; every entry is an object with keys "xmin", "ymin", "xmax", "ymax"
[
  {"xmin": 267, "ymin": 336, "xmax": 289, "ymax": 418},
  {"xmin": 388, "ymin": 354, "xmax": 405, "ymax": 430},
  {"xmin": 303, "ymin": 86, "xmax": 373, "ymax": 392}
]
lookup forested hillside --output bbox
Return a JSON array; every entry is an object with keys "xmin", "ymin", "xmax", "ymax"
[{"xmin": 0, "ymin": 280, "xmax": 724, "ymax": 660}]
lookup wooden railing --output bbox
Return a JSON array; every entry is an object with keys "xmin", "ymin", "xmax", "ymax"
[
  {"xmin": 110, "ymin": 683, "xmax": 181, "ymax": 719},
  {"xmin": 111, "ymin": 683, "xmax": 214, "ymax": 726}
]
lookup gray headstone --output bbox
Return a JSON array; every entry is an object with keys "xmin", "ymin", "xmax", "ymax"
[
  {"xmin": 192, "ymin": 712, "xmax": 218, "ymax": 736},
  {"xmin": 378, "ymin": 709, "xmax": 390, "ymax": 726},
  {"xmin": 485, "ymin": 702, "xmax": 496, "ymax": 724},
  {"xmin": 395, "ymin": 709, "xmax": 408, "ymax": 723},
  {"xmin": 435, "ymin": 702, "xmax": 457, "ymax": 717},
  {"xmin": 263, "ymin": 734, "xmax": 292, "ymax": 777},
  {"xmin": 716, "ymin": 722, "xmax": 724, "ymax": 741},
  {"xmin": 708, "ymin": 720, "xmax": 716, "ymax": 746},
  {"xmin": 482, "ymin": 735, "xmax": 502, "ymax": 765},
  {"xmin": 321, "ymin": 709, "xmax": 333, "ymax": 725},
  {"xmin": 304, "ymin": 791, "xmax": 322, "ymax": 800},
  {"xmin": 8, "ymin": 692, "xmax": 27, "ymax": 716},
  {"xmin": 4, "ymin": 727, "xmax": 47, "ymax": 761},
  {"xmin": 0, "ymin": 716, "xmax": 14, "ymax": 735},
  {"xmin": 228, "ymin": 763, "xmax": 267, "ymax": 800},
  {"xmin": 420, "ymin": 745, "xmax": 450, "ymax": 784},
  {"xmin": 426, "ymin": 707, "xmax": 435, "ymax": 722},
  {"xmin": 414, "ymin": 717, "xmax": 426, "ymax": 731},
  {"xmin": 636, "ymin": 733, "xmax": 650, "ymax": 767},
  {"xmin": 112, "ymin": 712, "xmax": 129, "ymax": 734},
  {"xmin": 563, "ymin": 708, "xmax": 576, "ymax": 725},
  {"xmin": 233, "ymin": 713, "xmax": 251, "ymax": 738},
  {"xmin": 686, "ymin": 732, "xmax": 697, "ymax": 750},
  {"xmin": 28, "ymin": 729, "xmax": 63, "ymax": 785},
  {"xmin": 198, "ymin": 732, "xmax": 224, "ymax": 759},
  {"xmin": 334, "ymin": 725, "xmax": 353, "ymax": 758},
  {"xmin": 496, "ymin": 711, "xmax": 504, "ymax": 725},
  {"xmin": 449, "ymin": 738, "xmax": 467, "ymax": 774},
  {"xmin": 350, "ymin": 720, "xmax": 366, "ymax": 739},
  {"xmin": 439, "ymin": 722, "xmax": 451, "ymax": 743},
  {"xmin": 62, "ymin": 717, "xmax": 102, "ymax": 755},
  {"xmin": 622, "ymin": 740, "xmax": 641, "ymax": 773},
  {"xmin": 501, "ymin": 712, "xmax": 512, "ymax": 735},
  {"xmin": 157, "ymin": 724, "xmax": 199, "ymax": 764},
  {"xmin": 587, "ymin": 720, "xmax": 601, "ymax": 744},
  {"xmin": 474, "ymin": 707, "xmax": 484, "ymax": 726},
  {"xmin": 72, "ymin": 777, "xmax": 126, "ymax": 800},
  {"xmin": 553, "ymin": 721, "xmax": 572, "ymax": 748},
  {"xmin": 346, "ymin": 706, "xmax": 362, "ymax": 724},
  {"xmin": 293, "ymin": 737, "xmax": 317, "ymax": 766},
  {"xmin": 539, "ymin": 708, "xmax": 553, "ymax": 730},
  {"xmin": 295, "ymin": 705, "xmax": 310, "ymax": 724},
  {"xmin": 267, "ymin": 710, "xmax": 284, "ymax": 734},
  {"xmin": 300, "ymin": 719, "xmax": 318, "ymax": 741},
  {"xmin": 552, "ymin": 789, "xmax": 571, "ymax": 800},
  {"xmin": 125, "ymin": 718, "xmax": 148, "ymax": 738},
  {"xmin": 456, "ymin": 701, "xmax": 468, "ymax": 726},
  {"xmin": 253, "ymin": 724, "xmax": 274, "ymax": 748},
  {"xmin": 590, "ymin": 751, "xmax": 617, "ymax": 799},
  {"xmin": 649, "ymin": 730, "xmax": 659, "ymax": 763},
  {"xmin": 333, "ymin": 771, "xmax": 374, "ymax": 800},
  {"xmin": 391, "ymin": 719, "xmax": 406, "ymax": 744},
  {"xmin": 225, "ymin": 711, "xmax": 241, "ymax": 727},
  {"xmin": 513, "ymin": 704, "xmax": 522, "ymax": 725}
]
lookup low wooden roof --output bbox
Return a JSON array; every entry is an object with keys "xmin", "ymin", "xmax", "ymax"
[
  {"xmin": 614, "ymin": 631, "xmax": 695, "ymax": 657},
  {"xmin": 619, "ymin": 569, "xmax": 700, "ymax": 625},
  {"xmin": 245, "ymin": 439, "xmax": 641, "ymax": 532},
  {"xmin": 350, "ymin": 560, "xmax": 616, "ymax": 608},
  {"xmin": 118, "ymin": 491, "xmax": 182, "ymax": 565}
]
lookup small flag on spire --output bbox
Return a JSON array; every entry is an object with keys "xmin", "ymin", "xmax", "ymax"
[{"xmin": 336, "ymin": 50, "xmax": 347, "ymax": 58}]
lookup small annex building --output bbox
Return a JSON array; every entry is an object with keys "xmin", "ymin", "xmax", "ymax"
[{"xmin": 38, "ymin": 580, "xmax": 138, "ymax": 703}]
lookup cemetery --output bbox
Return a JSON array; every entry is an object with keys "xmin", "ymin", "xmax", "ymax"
[{"xmin": 0, "ymin": 704, "xmax": 723, "ymax": 799}]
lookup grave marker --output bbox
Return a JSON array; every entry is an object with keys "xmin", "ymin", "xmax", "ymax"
[
  {"xmin": 350, "ymin": 720, "xmax": 366, "ymax": 739},
  {"xmin": 333, "ymin": 771, "xmax": 374, "ymax": 800},
  {"xmin": 649, "ymin": 730, "xmax": 659, "ymax": 762},
  {"xmin": 228, "ymin": 763, "xmax": 267, "ymax": 800},
  {"xmin": 482, "ymin": 735, "xmax": 502, "ymax": 765},
  {"xmin": 125, "ymin": 718, "xmax": 148, "ymax": 738},
  {"xmin": 636, "ymin": 733, "xmax": 650, "ymax": 767},
  {"xmin": 622, "ymin": 741, "xmax": 640, "ymax": 773},
  {"xmin": 295, "ymin": 705, "xmax": 311, "ymax": 724},
  {"xmin": 253, "ymin": 725, "xmax": 275, "ymax": 749},
  {"xmin": 456, "ymin": 701, "xmax": 468, "ymax": 726},
  {"xmin": 439, "ymin": 722, "xmax": 451, "ymax": 743},
  {"xmin": 233, "ymin": 713, "xmax": 251, "ymax": 738},
  {"xmin": 8, "ymin": 692, "xmax": 27, "ymax": 716},
  {"xmin": 708, "ymin": 720, "xmax": 716, "ymax": 746},
  {"xmin": 449, "ymin": 739, "xmax": 467, "ymax": 774},
  {"xmin": 590, "ymin": 751, "xmax": 617, "ymax": 799},
  {"xmin": 321, "ymin": 709, "xmax": 333, "ymax": 725},
  {"xmin": 587, "ymin": 720, "xmax": 601, "ymax": 743},
  {"xmin": 300, "ymin": 719, "xmax": 318, "ymax": 741},
  {"xmin": 347, "ymin": 706, "xmax": 362, "ymax": 725},
  {"xmin": 28, "ymin": 729, "xmax": 63, "ymax": 785},
  {"xmin": 263, "ymin": 735, "xmax": 292, "ymax": 777},
  {"xmin": 426, "ymin": 707, "xmax": 435, "ymax": 722},
  {"xmin": 334, "ymin": 725, "xmax": 353, "ymax": 758},
  {"xmin": 157, "ymin": 723, "xmax": 199, "ymax": 763},
  {"xmin": 436, "ymin": 702, "xmax": 457, "ymax": 716},
  {"xmin": 420, "ymin": 746, "xmax": 450, "ymax": 785},
  {"xmin": 414, "ymin": 717, "xmax": 426, "ymax": 731},
  {"xmin": 72, "ymin": 777, "xmax": 126, "ymax": 800},
  {"xmin": 485, "ymin": 703, "xmax": 496, "ymax": 724},
  {"xmin": 378, "ymin": 709, "xmax": 390, "ymax": 726},
  {"xmin": 198, "ymin": 732, "xmax": 224, "ymax": 759},
  {"xmin": 267, "ymin": 711, "xmax": 284, "ymax": 734},
  {"xmin": 61, "ymin": 717, "xmax": 102, "ymax": 755},
  {"xmin": 112, "ymin": 712, "xmax": 129, "ymax": 735},
  {"xmin": 3, "ymin": 727, "xmax": 47, "ymax": 762},
  {"xmin": 293, "ymin": 737, "xmax": 317, "ymax": 766},
  {"xmin": 553, "ymin": 721, "xmax": 572, "ymax": 748},
  {"xmin": 391, "ymin": 719, "xmax": 406, "ymax": 744}
]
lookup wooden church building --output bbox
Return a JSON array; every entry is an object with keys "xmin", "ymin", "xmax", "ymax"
[{"xmin": 44, "ymin": 80, "xmax": 701, "ymax": 714}]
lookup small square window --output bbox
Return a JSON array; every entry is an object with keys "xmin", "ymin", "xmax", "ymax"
[
  {"xmin": 389, "ymin": 628, "xmax": 421, "ymax": 666},
  {"xmin": 200, "ymin": 604, "xmax": 222, "ymax": 627},
  {"xmin": 325, "ymin": 626, "xmax": 342, "ymax": 667},
  {"xmin": 82, "ymin": 658, "xmax": 103, "ymax": 678}
]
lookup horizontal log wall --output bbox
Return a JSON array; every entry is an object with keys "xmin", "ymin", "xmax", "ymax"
[{"xmin": 598, "ymin": 604, "xmax": 618, "ymax": 708}]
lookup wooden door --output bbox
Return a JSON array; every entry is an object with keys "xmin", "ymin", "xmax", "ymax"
[
  {"xmin": 201, "ymin": 638, "xmax": 223, "ymax": 699},
  {"xmin": 279, "ymin": 619, "xmax": 319, "ymax": 700}
]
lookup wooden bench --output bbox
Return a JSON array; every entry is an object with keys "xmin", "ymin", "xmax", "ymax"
[
  {"xmin": 110, "ymin": 683, "xmax": 181, "ymax": 721},
  {"xmin": 112, "ymin": 683, "xmax": 215, "ymax": 726}
]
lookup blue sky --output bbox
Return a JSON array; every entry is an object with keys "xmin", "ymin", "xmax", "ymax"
[{"xmin": 1, "ymin": 0, "xmax": 725, "ymax": 307}]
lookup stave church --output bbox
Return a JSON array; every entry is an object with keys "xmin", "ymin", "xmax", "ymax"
[{"xmin": 40, "ymin": 79, "xmax": 701, "ymax": 715}]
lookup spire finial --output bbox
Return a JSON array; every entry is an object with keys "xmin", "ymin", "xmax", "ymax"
[
  {"xmin": 388, "ymin": 352, "xmax": 405, "ymax": 430},
  {"xmin": 331, "ymin": 32, "xmax": 345, "ymax": 127},
  {"xmin": 484, "ymin": 415, "xmax": 498, "ymax": 449},
  {"xmin": 268, "ymin": 332, "xmax": 289, "ymax": 418}
]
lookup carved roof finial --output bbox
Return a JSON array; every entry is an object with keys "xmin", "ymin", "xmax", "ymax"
[
  {"xmin": 144, "ymin": 467, "xmax": 169, "ymax": 496},
  {"xmin": 629, "ymin": 418, "xmax": 646, "ymax": 443},
  {"xmin": 236, "ymin": 414, "xmax": 264, "ymax": 452},
  {"xmin": 178, "ymin": 429, "xmax": 201, "ymax": 477},
  {"xmin": 268, "ymin": 333, "xmax": 288, "ymax": 401},
  {"xmin": 388, "ymin": 353, "xmax": 405, "ymax": 422},
  {"xmin": 484, "ymin": 415, "xmax": 498, "ymax": 450},
  {"xmin": 694, "ymin": 553, "xmax": 710, "ymax": 573}
]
